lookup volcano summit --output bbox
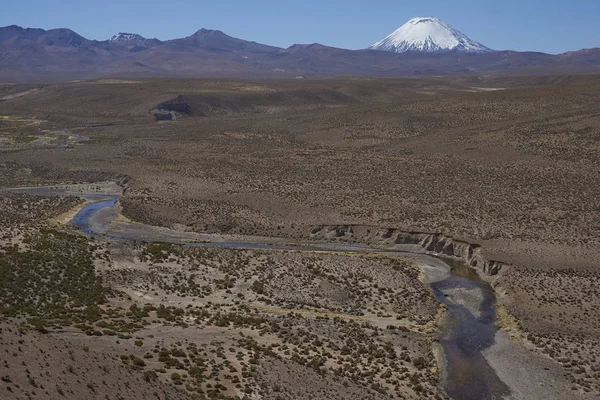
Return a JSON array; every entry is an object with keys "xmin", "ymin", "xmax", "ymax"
[{"xmin": 370, "ymin": 17, "xmax": 492, "ymax": 54}]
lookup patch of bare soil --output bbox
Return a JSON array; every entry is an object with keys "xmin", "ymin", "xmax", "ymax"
[{"xmin": 0, "ymin": 321, "xmax": 191, "ymax": 400}]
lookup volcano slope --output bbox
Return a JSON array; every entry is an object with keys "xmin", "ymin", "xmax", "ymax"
[{"xmin": 0, "ymin": 75, "xmax": 599, "ymax": 397}]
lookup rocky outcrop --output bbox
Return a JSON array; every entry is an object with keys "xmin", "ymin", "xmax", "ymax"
[
  {"xmin": 156, "ymin": 95, "xmax": 192, "ymax": 115},
  {"xmin": 152, "ymin": 109, "xmax": 178, "ymax": 121},
  {"xmin": 418, "ymin": 233, "xmax": 502, "ymax": 276},
  {"xmin": 309, "ymin": 225, "xmax": 503, "ymax": 277}
]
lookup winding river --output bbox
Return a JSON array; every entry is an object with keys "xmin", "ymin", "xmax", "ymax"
[
  {"xmin": 71, "ymin": 195, "xmax": 510, "ymax": 399},
  {"xmin": 5, "ymin": 188, "xmax": 512, "ymax": 399},
  {"xmin": 432, "ymin": 259, "xmax": 510, "ymax": 399}
]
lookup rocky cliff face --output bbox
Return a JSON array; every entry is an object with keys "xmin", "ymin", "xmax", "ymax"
[
  {"xmin": 417, "ymin": 233, "xmax": 502, "ymax": 276},
  {"xmin": 309, "ymin": 225, "xmax": 503, "ymax": 276}
]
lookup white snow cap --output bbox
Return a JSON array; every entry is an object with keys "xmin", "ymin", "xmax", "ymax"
[
  {"xmin": 370, "ymin": 17, "xmax": 492, "ymax": 54},
  {"xmin": 110, "ymin": 33, "xmax": 144, "ymax": 42}
]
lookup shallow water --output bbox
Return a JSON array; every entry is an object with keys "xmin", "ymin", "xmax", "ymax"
[
  {"xmin": 431, "ymin": 259, "xmax": 510, "ymax": 399},
  {"xmin": 71, "ymin": 196, "xmax": 117, "ymax": 235}
]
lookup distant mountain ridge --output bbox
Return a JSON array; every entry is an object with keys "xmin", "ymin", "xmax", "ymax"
[{"xmin": 0, "ymin": 22, "xmax": 599, "ymax": 82}]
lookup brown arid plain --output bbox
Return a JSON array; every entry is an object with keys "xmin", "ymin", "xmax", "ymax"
[{"xmin": 0, "ymin": 75, "xmax": 599, "ymax": 399}]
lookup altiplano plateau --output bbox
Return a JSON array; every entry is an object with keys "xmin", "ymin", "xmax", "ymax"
[{"xmin": 1, "ymin": 62, "xmax": 599, "ymax": 399}]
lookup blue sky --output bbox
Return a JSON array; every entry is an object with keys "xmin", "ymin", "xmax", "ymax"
[{"xmin": 2, "ymin": 0, "xmax": 599, "ymax": 54}]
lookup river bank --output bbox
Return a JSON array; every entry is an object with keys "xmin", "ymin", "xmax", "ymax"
[{"xmin": 3, "ymin": 183, "xmax": 588, "ymax": 399}]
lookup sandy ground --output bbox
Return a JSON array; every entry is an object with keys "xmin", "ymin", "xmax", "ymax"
[
  {"xmin": 0, "ymin": 88, "xmax": 39, "ymax": 101},
  {"xmin": 483, "ymin": 330, "xmax": 591, "ymax": 400},
  {"xmin": 416, "ymin": 258, "xmax": 452, "ymax": 283},
  {"xmin": 443, "ymin": 287, "xmax": 485, "ymax": 318}
]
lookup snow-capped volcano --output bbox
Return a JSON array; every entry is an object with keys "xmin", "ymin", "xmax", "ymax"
[{"xmin": 370, "ymin": 17, "xmax": 492, "ymax": 54}]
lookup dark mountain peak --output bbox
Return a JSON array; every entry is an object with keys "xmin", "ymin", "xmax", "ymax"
[
  {"xmin": 1, "ymin": 24, "xmax": 23, "ymax": 31},
  {"xmin": 168, "ymin": 29, "xmax": 280, "ymax": 53},
  {"xmin": 0, "ymin": 25, "xmax": 89, "ymax": 47},
  {"xmin": 39, "ymin": 28, "xmax": 88, "ymax": 47},
  {"xmin": 285, "ymin": 43, "xmax": 341, "ymax": 54},
  {"xmin": 561, "ymin": 47, "xmax": 600, "ymax": 56},
  {"xmin": 0, "ymin": 25, "xmax": 46, "ymax": 43},
  {"xmin": 288, "ymin": 43, "xmax": 328, "ymax": 50},
  {"xmin": 0, "ymin": 25, "xmax": 43, "ymax": 34},
  {"xmin": 193, "ymin": 28, "xmax": 225, "ymax": 36}
]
